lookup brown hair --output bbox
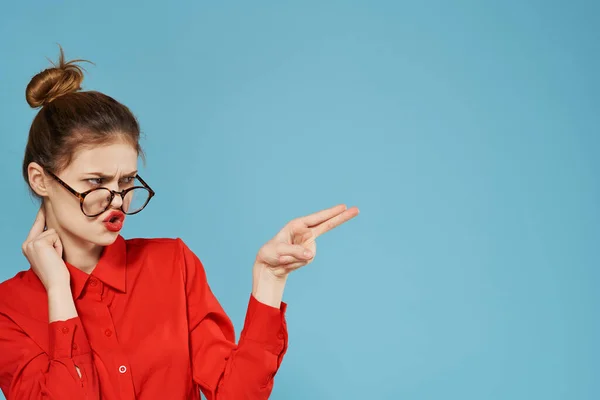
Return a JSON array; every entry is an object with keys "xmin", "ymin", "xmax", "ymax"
[{"xmin": 22, "ymin": 46, "xmax": 145, "ymax": 196}]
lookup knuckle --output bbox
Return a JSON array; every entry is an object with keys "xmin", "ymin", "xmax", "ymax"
[
  {"xmin": 271, "ymin": 242, "xmax": 283, "ymax": 252},
  {"xmin": 277, "ymin": 242, "xmax": 288, "ymax": 252},
  {"xmin": 258, "ymin": 246, "xmax": 270, "ymax": 259}
]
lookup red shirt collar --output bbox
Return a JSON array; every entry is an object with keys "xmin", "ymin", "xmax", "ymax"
[{"xmin": 65, "ymin": 235, "xmax": 127, "ymax": 299}]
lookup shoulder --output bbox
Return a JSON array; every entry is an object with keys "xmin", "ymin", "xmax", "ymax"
[
  {"xmin": 0, "ymin": 269, "xmax": 43, "ymax": 304},
  {"xmin": 123, "ymin": 236, "xmax": 198, "ymax": 257},
  {"xmin": 0, "ymin": 270, "xmax": 47, "ymax": 324},
  {"xmin": 122, "ymin": 236, "xmax": 201, "ymax": 272},
  {"xmin": 125, "ymin": 236, "xmax": 183, "ymax": 253},
  {"xmin": 126, "ymin": 235, "xmax": 193, "ymax": 257},
  {"xmin": 122, "ymin": 237, "xmax": 207, "ymax": 288},
  {"xmin": 0, "ymin": 270, "xmax": 30, "ymax": 292},
  {"xmin": 126, "ymin": 237, "xmax": 208, "ymax": 280}
]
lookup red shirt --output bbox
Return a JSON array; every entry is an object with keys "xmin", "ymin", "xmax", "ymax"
[{"xmin": 0, "ymin": 236, "xmax": 288, "ymax": 399}]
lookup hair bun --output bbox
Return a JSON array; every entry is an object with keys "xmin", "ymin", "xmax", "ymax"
[{"xmin": 26, "ymin": 46, "xmax": 90, "ymax": 108}]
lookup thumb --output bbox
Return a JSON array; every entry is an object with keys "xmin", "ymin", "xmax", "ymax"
[
  {"xmin": 54, "ymin": 236, "xmax": 63, "ymax": 258},
  {"xmin": 43, "ymin": 229, "xmax": 64, "ymax": 258}
]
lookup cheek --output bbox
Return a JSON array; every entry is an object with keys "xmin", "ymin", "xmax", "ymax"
[{"xmin": 52, "ymin": 194, "xmax": 95, "ymax": 228}]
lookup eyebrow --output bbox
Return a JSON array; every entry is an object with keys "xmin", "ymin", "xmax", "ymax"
[{"xmin": 82, "ymin": 170, "xmax": 138, "ymax": 179}]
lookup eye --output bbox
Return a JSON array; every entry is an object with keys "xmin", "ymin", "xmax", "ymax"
[
  {"xmin": 121, "ymin": 176, "xmax": 136, "ymax": 184},
  {"xmin": 87, "ymin": 178, "xmax": 104, "ymax": 186}
]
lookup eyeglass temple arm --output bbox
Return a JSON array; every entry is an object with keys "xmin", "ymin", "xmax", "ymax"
[
  {"xmin": 47, "ymin": 170, "xmax": 85, "ymax": 199},
  {"xmin": 136, "ymin": 174, "xmax": 155, "ymax": 194}
]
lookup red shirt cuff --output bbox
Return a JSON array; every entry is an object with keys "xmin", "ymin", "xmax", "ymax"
[
  {"xmin": 240, "ymin": 294, "xmax": 288, "ymax": 355},
  {"xmin": 48, "ymin": 317, "xmax": 91, "ymax": 359}
]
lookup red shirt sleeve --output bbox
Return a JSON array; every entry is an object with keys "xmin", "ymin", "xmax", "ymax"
[
  {"xmin": 0, "ymin": 314, "xmax": 99, "ymax": 399},
  {"xmin": 178, "ymin": 238, "xmax": 288, "ymax": 400}
]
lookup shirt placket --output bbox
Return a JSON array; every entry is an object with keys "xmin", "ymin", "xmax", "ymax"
[{"xmin": 85, "ymin": 276, "xmax": 136, "ymax": 399}]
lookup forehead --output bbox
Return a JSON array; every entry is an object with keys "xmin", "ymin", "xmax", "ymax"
[{"xmin": 67, "ymin": 142, "xmax": 138, "ymax": 175}]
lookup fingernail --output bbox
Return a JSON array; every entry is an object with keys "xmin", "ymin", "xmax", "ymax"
[{"xmin": 304, "ymin": 250, "xmax": 313, "ymax": 258}]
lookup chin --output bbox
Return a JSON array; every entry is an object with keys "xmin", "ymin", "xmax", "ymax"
[
  {"xmin": 91, "ymin": 230, "xmax": 121, "ymax": 247},
  {"xmin": 63, "ymin": 222, "xmax": 122, "ymax": 248}
]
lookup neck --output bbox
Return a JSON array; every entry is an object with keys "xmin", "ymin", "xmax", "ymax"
[
  {"xmin": 60, "ymin": 233, "xmax": 104, "ymax": 274},
  {"xmin": 44, "ymin": 205, "xmax": 103, "ymax": 275}
]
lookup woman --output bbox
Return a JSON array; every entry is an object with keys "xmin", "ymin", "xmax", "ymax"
[{"xmin": 0, "ymin": 48, "xmax": 359, "ymax": 400}]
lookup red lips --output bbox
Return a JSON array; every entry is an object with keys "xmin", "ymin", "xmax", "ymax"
[{"xmin": 103, "ymin": 211, "xmax": 125, "ymax": 232}]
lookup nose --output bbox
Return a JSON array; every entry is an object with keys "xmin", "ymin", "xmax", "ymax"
[{"xmin": 109, "ymin": 190, "xmax": 124, "ymax": 210}]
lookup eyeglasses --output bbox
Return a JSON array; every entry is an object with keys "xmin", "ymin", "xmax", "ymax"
[{"xmin": 45, "ymin": 170, "xmax": 156, "ymax": 217}]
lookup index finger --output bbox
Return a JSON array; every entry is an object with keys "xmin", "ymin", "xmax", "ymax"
[
  {"xmin": 312, "ymin": 206, "xmax": 359, "ymax": 238},
  {"xmin": 300, "ymin": 204, "xmax": 348, "ymax": 227},
  {"xmin": 26, "ymin": 206, "xmax": 46, "ymax": 242}
]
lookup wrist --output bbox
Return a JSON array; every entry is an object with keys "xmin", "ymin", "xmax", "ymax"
[
  {"xmin": 45, "ymin": 281, "xmax": 71, "ymax": 294},
  {"xmin": 47, "ymin": 284, "xmax": 77, "ymax": 323},
  {"xmin": 252, "ymin": 263, "xmax": 287, "ymax": 308}
]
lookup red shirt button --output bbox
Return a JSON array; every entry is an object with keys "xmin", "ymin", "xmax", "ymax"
[
  {"xmin": 73, "ymin": 343, "xmax": 78, "ymax": 350},
  {"xmin": 89, "ymin": 278, "xmax": 98, "ymax": 287},
  {"xmin": 61, "ymin": 327, "xmax": 69, "ymax": 334},
  {"xmin": 105, "ymin": 329, "xmax": 113, "ymax": 337}
]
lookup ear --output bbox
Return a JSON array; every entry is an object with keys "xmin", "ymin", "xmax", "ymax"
[{"xmin": 28, "ymin": 162, "xmax": 51, "ymax": 197}]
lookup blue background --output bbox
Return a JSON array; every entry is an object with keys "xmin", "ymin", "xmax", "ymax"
[{"xmin": 0, "ymin": 1, "xmax": 598, "ymax": 399}]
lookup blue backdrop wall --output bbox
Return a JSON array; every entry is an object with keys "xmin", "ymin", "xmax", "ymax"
[{"xmin": 0, "ymin": 1, "xmax": 598, "ymax": 399}]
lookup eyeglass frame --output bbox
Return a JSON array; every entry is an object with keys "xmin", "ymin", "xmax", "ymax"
[{"xmin": 45, "ymin": 169, "xmax": 156, "ymax": 217}]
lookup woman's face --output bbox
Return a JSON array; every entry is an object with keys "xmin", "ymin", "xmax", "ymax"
[{"xmin": 44, "ymin": 141, "xmax": 139, "ymax": 247}]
